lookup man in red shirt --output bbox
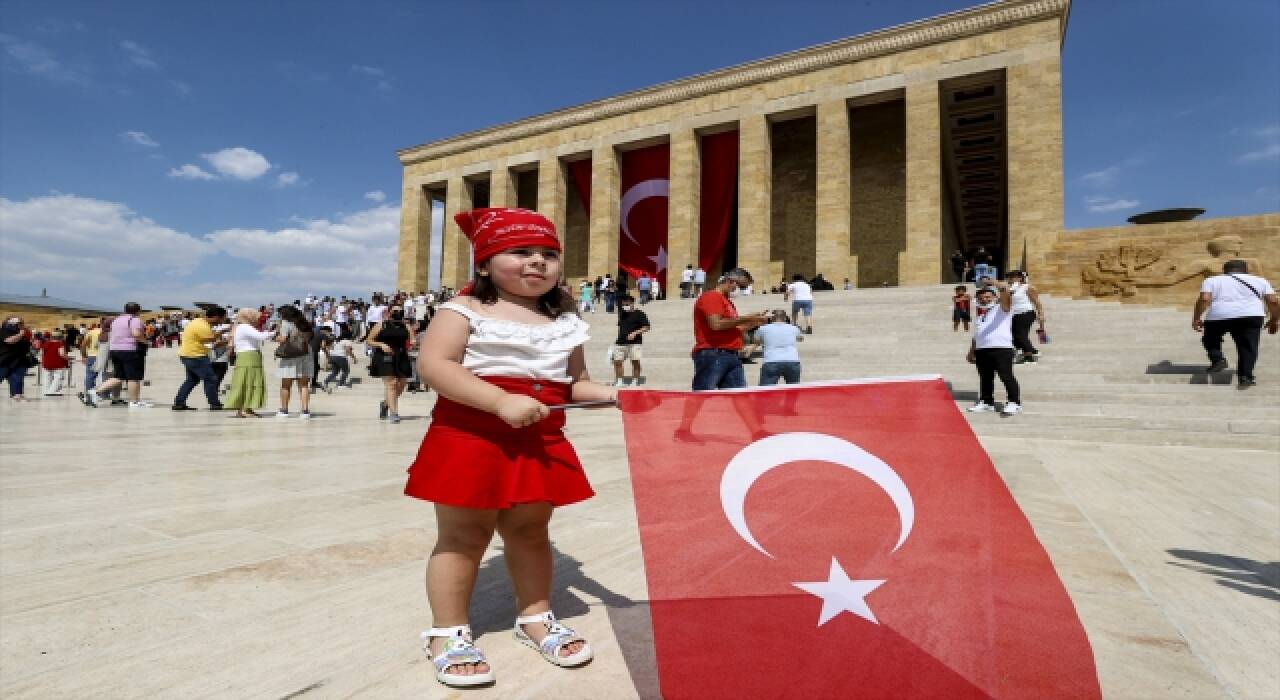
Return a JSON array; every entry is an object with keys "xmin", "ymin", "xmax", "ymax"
[{"xmin": 692, "ymin": 267, "xmax": 768, "ymax": 390}]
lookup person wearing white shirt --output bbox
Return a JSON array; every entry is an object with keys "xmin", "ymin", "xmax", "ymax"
[
  {"xmin": 367, "ymin": 298, "xmax": 388, "ymax": 325},
  {"xmin": 224, "ymin": 307, "xmax": 273, "ymax": 417},
  {"xmin": 784, "ymin": 274, "xmax": 815, "ymax": 334},
  {"xmin": 966, "ymin": 281, "xmax": 1021, "ymax": 414},
  {"xmin": 1193, "ymin": 260, "xmax": 1279, "ymax": 389},
  {"xmin": 681, "ymin": 265, "xmax": 695, "ymax": 298},
  {"xmin": 693, "ymin": 267, "xmax": 707, "ymax": 296}
]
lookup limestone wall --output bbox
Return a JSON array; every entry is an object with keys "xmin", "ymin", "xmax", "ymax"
[
  {"xmin": 1037, "ymin": 213, "xmax": 1280, "ymax": 310},
  {"xmin": 770, "ymin": 116, "xmax": 817, "ymax": 279},
  {"xmin": 850, "ymin": 100, "xmax": 906, "ymax": 287}
]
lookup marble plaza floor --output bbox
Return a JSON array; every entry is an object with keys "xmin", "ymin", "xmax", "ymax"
[{"xmin": 1, "ymin": 291, "xmax": 1278, "ymax": 698}]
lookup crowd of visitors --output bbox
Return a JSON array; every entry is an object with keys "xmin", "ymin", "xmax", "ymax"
[{"xmin": 5, "ymin": 241, "xmax": 1275, "ymax": 417}]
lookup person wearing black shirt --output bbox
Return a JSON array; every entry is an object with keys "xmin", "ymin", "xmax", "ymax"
[
  {"xmin": 1, "ymin": 317, "xmax": 34, "ymax": 400},
  {"xmin": 611, "ymin": 294, "xmax": 650, "ymax": 387}
]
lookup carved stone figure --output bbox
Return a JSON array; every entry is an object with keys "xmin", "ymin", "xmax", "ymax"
[{"xmin": 1082, "ymin": 235, "xmax": 1264, "ymax": 297}]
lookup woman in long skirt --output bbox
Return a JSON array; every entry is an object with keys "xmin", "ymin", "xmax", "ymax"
[{"xmin": 225, "ymin": 307, "xmax": 271, "ymax": 417}]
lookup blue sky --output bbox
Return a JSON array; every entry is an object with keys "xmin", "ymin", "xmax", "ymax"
[{"xmin": 1, "ymin": 0, "xmax": 1276, "ymax": 308}]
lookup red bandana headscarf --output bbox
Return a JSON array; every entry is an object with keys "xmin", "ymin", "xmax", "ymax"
[{"xmin": 455, "ymin": 207, "xmax": 561, "ymax": 267}]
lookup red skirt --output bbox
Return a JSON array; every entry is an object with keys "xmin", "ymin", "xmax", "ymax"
[{"xmin": 404, "ymin": 376, "xmax": 594, "ymax": 509}]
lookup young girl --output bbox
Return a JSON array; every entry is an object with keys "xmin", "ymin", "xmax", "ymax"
[
  {"xmin": 952, "ymin": 285, "xmax": 972, "ymax": 332},
  {"xmin": 407, "ymin": 207, "xmax": 616, "ymax": 688}
]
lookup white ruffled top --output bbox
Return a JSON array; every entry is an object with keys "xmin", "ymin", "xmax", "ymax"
[{"xmin": 439, "ymin": 301, "xmax": 590, "ymax": 383}]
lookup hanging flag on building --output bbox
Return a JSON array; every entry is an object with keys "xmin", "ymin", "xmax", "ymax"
[
  {"xmin": 699, "ymin": 130, "xmax": 738, "ymax": 272},
  {"xmin": 618, "ymin": 143, "xmax": 670, "ymax": 288},
  {"xmin": 618, "ymin": 377, "xmax": 1100, "ymax": 700}
]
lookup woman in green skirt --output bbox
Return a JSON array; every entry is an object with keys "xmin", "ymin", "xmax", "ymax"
[{"xmin": 225, "ymin": 307, "xmax": 272, "ymax": 417}]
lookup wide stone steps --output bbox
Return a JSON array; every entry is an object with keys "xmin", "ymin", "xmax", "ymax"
[{"xmin": 580, "ymin": 285, "xmax": 1278, "ymax": 450}]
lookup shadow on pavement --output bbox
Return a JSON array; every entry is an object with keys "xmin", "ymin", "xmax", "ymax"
[
  {"xmin": 1146, "ymin": 360, "xmax": 1235, "ymax": 385},
  {"xmin": 470, "ymin": 544, "xmax": 660, "ymax": 698},
  {"xmin": 1166, "ymin": 548, "xmax": 1280, "ymax": 602}
]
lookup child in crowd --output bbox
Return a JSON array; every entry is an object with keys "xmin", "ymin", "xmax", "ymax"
[
  {"xmin": 952, "ymin": 285, "xmax": 972, "ymax": 332},
  {"xmin": 407, "ymin": 208, "xmax": 617, "ymax": 689},
  {"xmin": 40, "ymin": 330, "xmax": 70, "ymax": 395}
]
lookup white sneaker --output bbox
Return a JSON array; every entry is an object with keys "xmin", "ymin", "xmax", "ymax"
[
  {"xmin": 968, "ymin": 401, "xmax": 996, "ymax": 412},
  {"xmin": 128, "ymin": 401, "xmax": 153, "ymax": 409},
  {"xmin": 300, "ymin": 410, "xmax": 312, "ymax": 420},
  {"xmin": 613, "ymin": 379, "xmax": 627, "ymax": 387},
  {"xmin": 1002, "ymin": 402, "xmax": 1022, "ymax": 415},
  {"xmin": 276, "ymin": 410, "xmax": 289, "ymax": 418}
]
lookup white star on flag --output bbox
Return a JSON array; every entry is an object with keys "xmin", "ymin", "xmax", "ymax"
[
  {"xmin": 793, "ymin": 558, "xmax": 886, "ymax": 626},
  {"xmin": 647, "ymin": 245, "xmax": 668, "ymax": 273}
]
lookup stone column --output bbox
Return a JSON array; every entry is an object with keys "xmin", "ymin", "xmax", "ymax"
[
  {"xmin": 536, "ymin": 155, "xmax": 566, "ymax": 234},
  {"xmin": 489, "ymin": 164, "xmax": 516, "ymax": 208},
  {"xmin": 397, "ymin": 182, "xmax": 432, "ymax": 292},
  {"xmin": 902, "ymin": 80, "xmax": 942, "ymax": 285},
  {"xmin": 587, "ymin": 145, "xmax": 620, "ymax": 278},
  {"xmin": 815, "ymin": 100, "xmax": 855, "ymax": 286},
  {"xmin": 1007, "ymin": 54, "xmax": 1064, "ymax": 275},
  {"xmin": 736, "ymin": 114, "xmax": 771, "ymax": 278},
  {"xmin": 441, "ymin": 176, "xmax": 473, "ymax": 290},
  {"xmin": 667, "ymin": 128, "xmax": 700, "ymax": 284}
]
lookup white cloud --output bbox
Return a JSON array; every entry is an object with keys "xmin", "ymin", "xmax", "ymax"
[
  {"xmin": 0, "ymin": 194, "xmax": 216, "ymax": 297},
  {"xmin": 1085, "ymin": 196, "xmax": 1140, "ymax": 213},
  {"xmin": 1255, "ymin": 124, "xmax": 1280, "ymax": 139},
  {"xmin": 202, "ymin": 147, "xmax": 272, "ymax": 180},
  {"xmin": 168, "ymin": 164, "xmax": 217, "ymax": 180},
  {"xmin": 122, "ymin": 130, "xmax": 159, "ymax": 147},
  {"xmin": 364, "ymin": 190, "xmax": 387, "ymax": 202},
  {"xmin": 0, "ymin": 32, "xmax": 91, "ymax": 85},
  {"xmin": 352, "ymin": 64, "xmax": 392, "ymax": 92},
  {"xmin": 276, "ymin": 171, "xmax": 301, "ymax": 187},
  {"xmin": 169, "ymin": 79, "xmax": 192, "ymax": 96},
  {"xmin": 120, "ymin": 40, "xmax": 158, "ymax": 70},
  {"xmin": 0, "ymin": 193, "xmax": 399, "ymax": 308},
  {"xmin": 207, "ymin": 205, "xmax": 400, "ymax": 293},
  {"xmin": 1079, "ymin": 166, "xmax": 1118, "ymax": 186},
  {"xmin": 1238, "ymin": 143, "xmax": 1280, "ymax": 163}
]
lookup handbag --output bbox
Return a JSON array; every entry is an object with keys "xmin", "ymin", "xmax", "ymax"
[{"xmin": 274, "ymin": 329, "xmax": 312, "ymax": 359}]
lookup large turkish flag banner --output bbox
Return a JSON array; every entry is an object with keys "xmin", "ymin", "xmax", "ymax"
[
  {"xmin": 618, "ymin": 377, "xmax": 1100, "ymax": 700},
  {"xmin": 618, "ymin": 143, "xmax": 669, "ymax": 289}
]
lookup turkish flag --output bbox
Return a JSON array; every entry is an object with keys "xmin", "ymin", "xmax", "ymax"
[
  {"xmin": 618, "ymin": 377, "xmax": 1100, "ymax": 699},
  {"xmin": 618, "ymin": 143, "xmax": 669, "ymax": 288}
]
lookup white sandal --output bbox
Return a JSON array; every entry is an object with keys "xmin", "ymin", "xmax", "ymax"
[
  {"xmin": 421, "ymin": 624, "xmax": 495, "ymax": 687},
  {"xmin": 513, "ymin": 611, "xmax": 593, "ymax": 668}
]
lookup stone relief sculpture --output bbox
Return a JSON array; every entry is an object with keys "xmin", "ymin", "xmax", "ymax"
[{"xmin": 1082, "ymin": 235, "xmax": 1264, "ymax": 297}]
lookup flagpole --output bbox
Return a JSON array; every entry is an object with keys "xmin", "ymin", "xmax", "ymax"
[{"xmin": 549, "ymin": 399, "xmax": 618, "ymax": 411}]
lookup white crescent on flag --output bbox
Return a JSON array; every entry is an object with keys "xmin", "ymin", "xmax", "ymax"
[
  {"xmin": 620, "ymin": 178, "xmax": 669, "ymax": 247},
  {"xmin": 719, "ymin": 432, "xmax": 916, "ymax": 558}
]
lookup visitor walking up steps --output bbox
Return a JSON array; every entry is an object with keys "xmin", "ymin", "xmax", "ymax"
[
  {"xmin": 1006, "ymin": 270, "xmax": 1045, "ymax": 364},
  {"xmin": 784, "ymin": 273, "xmax": 814, "ymax": 334},
  {"xmin": 1193, "ymin": 259, "xmax": 1279, "ymax": 389},
  {"xmin": 404, "ymin": 207, "xmax": 616, "ymax": 689},
  {"xmin": 967, "ymin": 281, "xmax": 1022, "ymax": 415}
]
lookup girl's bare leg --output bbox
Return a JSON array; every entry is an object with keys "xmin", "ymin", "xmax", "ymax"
[{"xmin": 426, "ymin": 504, "xmax": 499, "ymax": 675}]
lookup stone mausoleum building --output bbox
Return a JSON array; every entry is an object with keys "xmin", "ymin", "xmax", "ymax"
[{"xmin": 396, "ymin": 0, "xmax": 1277, "ymax": 306}]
